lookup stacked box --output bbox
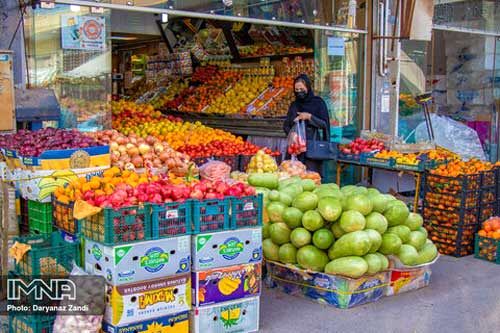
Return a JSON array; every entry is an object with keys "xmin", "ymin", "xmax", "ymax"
[
  {"xmin": 83, "ymin": 211, "xmax": 192, "ymax": 331},
  {"xmin": 190, "ymin": 225, "xmax": 262, "ymax": 333},
  {"xmin": 422, "ymin": 171, "xmax": 486, "ymax": 256}
]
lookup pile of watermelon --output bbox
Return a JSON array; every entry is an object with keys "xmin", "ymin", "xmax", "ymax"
[{"xmin": 248, "ymin": 173, "xmax": 438, "ymax": 278}]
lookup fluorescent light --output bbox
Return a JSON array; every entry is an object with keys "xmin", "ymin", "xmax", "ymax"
[
  {"xmin": 70, "ymin": 5, "xmax": 80, "ymax": 12},
  {"xmin": 110, "ymin": 36, "xmax": 138, "ymax": 41},
  {"xmin": 161, "ymin": 13, "xmax": 168, "ymax": 23}
]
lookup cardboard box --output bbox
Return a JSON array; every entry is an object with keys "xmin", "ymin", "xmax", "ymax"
[
  {"xmin": 265, "ymin": 260, "xmax": 389, "ymax": 309},
  {"xmin": 386, "ymin": 266, "xmax": 432, "ymax": 296},
  {"xmin": 190, "ymin": 297, "xmax": 260, "ymax": 333},
  {"xmin": 85, "ymin": 236, "xmax": 191, "ymax": 285},
  {"xmin": 192, "ymin": 263, "xmax": 261, "ymax": 307},
  {"xmin": 192, "ymin": 228, "xmax": 262, "ymax": 271},
  {"xmin": 102, "ymin": 311, "xmax": 189, "ymax": 333},
  {"xmin": 105, "ymin": 274, "xmax": 191, "ymax": 326}
]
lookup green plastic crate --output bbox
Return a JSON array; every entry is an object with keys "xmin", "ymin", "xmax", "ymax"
[
  {"xmin": 9, "ymin": 315, "xmax": 55, "ymax": 333},
  {"xmin": 13, "ymin": 232, "xmax": 80, "ymax": 276},
  {"xmin": 193, "ymin": 198, "xmax": 230, "ymax": 233},
  {"xmin": 28, "ymin": 200, "xmax": 53, "ymax": 234},
  {"xmin": 474, "ymin": 235, "xmax": 500, "ymax": 264},
  {"xmin": 79, "ymin": 204, "xmax": 152, "ymax": 245},
  {"xmin": 230, "ymin": 194, "xmax": 263, "ymax": 229}
]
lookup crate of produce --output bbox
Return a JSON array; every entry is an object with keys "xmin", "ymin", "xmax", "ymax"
[
  {"xmin": 423, "ymin": 190, "xmax": 479, "ymax": 210},
  {"xmin": 424, "ymin": 172, "xmax": 482, "ymax": 194},
  {"xmin": 52, "ymin": 197, "xmax": 78, "ymax": 235},
  {"xmin": 28, "ymin": 200, "xmax": 53, "ymax": 234},
  {"xmin": 192, "ymin": 198, "xmax": 230, "ymax": 233},
  {"xmin": 9, "ymin": 315, "xmax": 55, "ymax": 333},
  {"xmin": 337, "ymin": 151, "xmax": 361, "ymax": 162},
  {"xmin": 192, "ymin": 228, "xmax": 262, "ymax": 271},
  {"xmin": 80, "ymin": 204, "xmax": 152, "ymax": 246},
  {"xmin": 362, "ymin": 153, "xmax": 395, "ymax": 168},
  {"xmin": 13, "ymin": 232, "xmax": 80, "ymax": 276},
  {"xmin": 84, "ymin": 236, "xmax": 191, "ymax": 285},
  {"xmin": 230, "ymin": 194, "xmax": 263, "ymax": 229},
  {"xmin": 422, "ymin": 205, "xmax": 479, "ymax": 227},
  {"xmin": 192, "ymin": 263, "xmax": 261, "ymax": 307},
  {"xmin": 190, "ymin": 297, "xmax": 260, "ymax": 333},
  {"xmin": 264, "ymin": 260, "xmax": 389, "ymax": 309},
  {"xmin": 425, "ymin": 222, "xmax": 478, "ymax": 257},
  {"xmin": 102, "ymin": 312, "xmax": 190, "ymax": 333},
  {"xmin": 152, "ymin": 201, "xmax": 192, "ymax": 238},
  {"xmin": 105, "ymin": 273, "xmax": 191, "ymax": 326},
  {"xmin": 479, "ymin": 202, "xmax": 498, "ymax": 222},
  {"xmin": 474, "ymin": 235, "xmax": 500, "ymax": 264},
  {"xmin": 479, "ymin": 187, "xmax": 497, "ymax": 204},
  {"xmin": 480, "ymin": 169, "xmax": 497, "ymax": 188},
  {"xmin": 193, "ymin": 155, "xmax": 240, "ymax": 171}
]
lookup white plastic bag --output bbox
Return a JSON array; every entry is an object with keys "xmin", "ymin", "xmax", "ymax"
[{"xmin": 414, "ymin": 114, "xmax": 486, "ymax": 160}]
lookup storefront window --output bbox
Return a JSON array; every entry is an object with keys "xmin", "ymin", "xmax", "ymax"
[
  {"xmin": 315, "ymin": 31, "xmax": 362, "ymax": 141},
  {"xmin": 25, "ymin": 5, "xmax": 112, "ymax": 130}
]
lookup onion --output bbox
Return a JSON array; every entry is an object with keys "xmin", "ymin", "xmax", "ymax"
[
  {"xmin": 126, "ymin": 143, "xmax": 135, "ymax": 150},
  {"xmin": 116, "ymin": 137, "xmax": 127, "ymax": 145},
  {"xmin": 110, "ymin": 142, "xmax": 119, "ymax": 151},
  {"xmin": 111, "ymin": 151, "xmax": 120, "ymax": 162},
  {"xmin": 153, "ymin": 158, "xmax": 162, "ymax": 168},
  {"xmin": 127, "ymin": 146, "xmax": 139, "ymax": 157},
  {"xmin": 159, "ymin": 151, "xmax": 170, "ymax": 162},
  {"xmin": 118, "ymin": 145, "xmax": 127, "ymax": 155},
  {"xmin": 146, "ymin": 135, "xmax": 156, "ymax": 145},
  {"xmin": 142, "ymin": 152, "xmax": 153, "ymax": 161},
  {"xmin": 138, "ymin": 143, "xmax": 151, "ymax": 155},
  {"xmin": 154, "ymin": 143, "xmax": 164, "ymax": 153},
  {"xmin": 132, "ymin": 156, "xmax": 144, "ymax": 168}
]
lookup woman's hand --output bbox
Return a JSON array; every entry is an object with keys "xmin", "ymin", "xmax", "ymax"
[{"xmin": 294, "ymin": 112, "xmax": 312, "ymax": 122}]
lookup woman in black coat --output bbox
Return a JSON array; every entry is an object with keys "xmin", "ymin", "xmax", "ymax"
[{"xmin": 283, "ymin": 74, "xmax": 330, "ymax": 177}]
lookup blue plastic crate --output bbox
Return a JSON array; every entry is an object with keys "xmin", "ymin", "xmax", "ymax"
[
  {"xmin": 9, "ymin": 315, "xmax": 55, "ymax": 333},
  {"xmin": 193, "ymin": 198, "xmax": 230, "ymax": 233},
  {"xmin": 152, "ymin": 200, "xmax": 192, "ymax": 238},
  {"xmin": 230, "ymin": 194, "xmax": 263, "ymax": 229}
]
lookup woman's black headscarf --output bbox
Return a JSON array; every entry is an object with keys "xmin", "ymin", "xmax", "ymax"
[{"xmin": 284, "ymin": 74, "xmax": 330, "ymax": 139}]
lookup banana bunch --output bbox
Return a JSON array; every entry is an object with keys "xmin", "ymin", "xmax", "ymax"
[
  {"xmin": 37, "ymin": 170, "xmax": 78, "ymax": 200},
  {"xmin": 217, "ymin": 276, "xmax": 241, "ymax": 296}
]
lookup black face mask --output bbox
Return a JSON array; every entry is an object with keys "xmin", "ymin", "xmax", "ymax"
[{"xmin": 295, "ymin": 91, "xmax": 307, "ymax": 100}]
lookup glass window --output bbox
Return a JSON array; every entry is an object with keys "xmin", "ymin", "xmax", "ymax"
[{"xmin": 25, "ymin": 5, "xmax": 112, "ymax": 130}]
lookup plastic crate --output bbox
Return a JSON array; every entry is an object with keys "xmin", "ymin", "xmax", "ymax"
[
  {"xmin": 28, "ymin": 200, "xmax": 53, "ymax": 234},
  {"xmin": 337, "ymin": 151, "xmax": 361, "ymax": 162},
  {"xmin": 424, "ymin": 172, "xmax": 482, "ymax": 194},
  {"xmin": 480, "ymin": 169, "xmax": 497, "ymax": 188},
  {"xmin": 423, "ymin": 190, "xmax": 479, "ymax": 210},
  {"xmin": 151, "ymin": 201, "xmax": 192, "ymax": 238},
  {"xmin": 422, "ymin": 205, "xmax": 479, "ymax": 227},
  {"xmin": 480, "ymin": 187, "xmax": 497, "ymax": 204},
  {"xmin": 425, "ymin": 222, "xmax": 478, "ymax": 257},
  {"xmin": 362, "ymin": 153, "xmax": 395, "ymax": 168},
  {"xmin": 479, "ymin": 202, "xmax": 498, "ymax": 223},
  {"xmin": 9, "ymin": 315, "xmax": 55, "ymax": 333},
  {"xmin": 192, "ymin": 198, "xmax": 230, "ymax": 233},
  {"xmin": 13, "ymin": 232, "xmax": 80, "ymax": 276},
  {"xmin": 52, "ymin": 197, "xmax": 78, "ymax": 235},
  {"xmin": 193, "ymin": 155, "xmax": 240, "ymax": 171},
  {"xmin": 474, "ymin": 235, "xmax": 500, "ymax": 264},
  {"xmin": 80, "ymin": 204, "xmax": 152, "ymax": 245},
  {"xmin": 230, "ymin": 194, "xmax": 263, "ymax": 229}
]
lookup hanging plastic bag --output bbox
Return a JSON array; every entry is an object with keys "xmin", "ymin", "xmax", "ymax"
[
  {"xmin": 199, "ymin": 160, "xmax": 231, "ymax": 182},
  {"xmin": 414, "ymin": 114, "xmax": 486, "ymax": 160},
  {"xmin": 287, "ymin": 121, "xmax": 307, "ymax": 157}
]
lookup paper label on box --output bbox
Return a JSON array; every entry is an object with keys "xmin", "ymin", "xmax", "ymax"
[
  {"xmin": 166, "ymin": 209, "xmax": 179, "ymax": 219},
  {"xmin": 243, "ymin": 202, "xmax": 254, "ymax": 211}
]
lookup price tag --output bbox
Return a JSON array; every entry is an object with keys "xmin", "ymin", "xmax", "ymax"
[
  {"xmin": 166, "ymin": 210, "xmax": 179, "ymax": 219},
  {"xmin": 243, "ymin": 202, "xmax": 254, "ymax": 211}
]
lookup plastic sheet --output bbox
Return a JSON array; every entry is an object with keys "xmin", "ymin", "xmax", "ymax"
[
  {"xmin": 415, "ymin": 114, "xmax": 486, "ymax": 160},
  {"xmin": 287, "ymin": 121, "xmax": 307, "ymax": 156}
]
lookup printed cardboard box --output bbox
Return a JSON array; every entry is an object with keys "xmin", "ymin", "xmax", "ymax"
[
  {"xmin": 85, "ymin": 236, "xmax": 191, "ymax": 285},
  {"xmin": 102, "ymin": 312, "xmax": 189, "ymax": 333},
  {"xmin": 192, "ymin": 228, "xmax": 262, "ymax": 271},
  {"xmin": 386, "ymin": 266, "xmax": 432, "ymax": 296},
  {"xmin": 192, "ymin": 263, "xmax": 261, "ymax": 307},
  {"xmin": 105, "ymin": 273, "xmax": 191, "ymax": 326},
  {"xmin": 265, "ymin": 260, "xmax": 389, "ymax": 309},
  {"xmin": 190, "ymin": 297, "xmax": 260, "ymax": 333}
]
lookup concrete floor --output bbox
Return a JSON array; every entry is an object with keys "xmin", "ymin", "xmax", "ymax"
[{"xmin": 260, "ymin": 255, "xmax": 500, "ymax": 333}]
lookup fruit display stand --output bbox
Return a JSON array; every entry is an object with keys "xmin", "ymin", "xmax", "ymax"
[{"xmin": 264, "ymin": 260, "xmax": 390, "ymax": 309}]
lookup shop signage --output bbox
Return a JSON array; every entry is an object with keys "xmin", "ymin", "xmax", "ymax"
[
  {"xmin": 61, "ymin": 15, "xmax": 106, "ymax": 51},
  {"xmin": 327, "ymin": 37, "xmax": 344, "ymax": 56}
]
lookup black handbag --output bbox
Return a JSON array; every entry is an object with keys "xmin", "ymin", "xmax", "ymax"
[{"xmin": 305, "ymin": 129, "xmax": 338, "ymax": 160}]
